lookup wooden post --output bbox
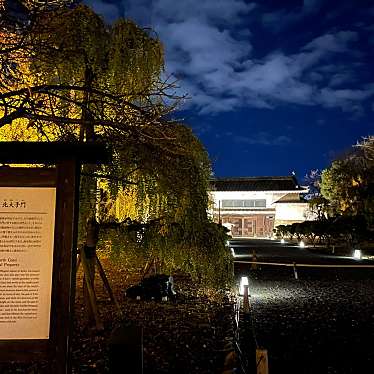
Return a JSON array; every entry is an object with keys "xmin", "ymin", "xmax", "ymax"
[
  {"xmin": 51, "ymin": 159, "xmax": 80, "ymax": 374},
  {"xmin": 76, "ymin": 254, "xmax": 81, "ymax": 271},
  {"xmin": 251, "ymin": 250, "xmax": 258, "ymax": 270},
  {"xmin": 95, "ymin": 256, "xmax": 122, "ymax": 316},
  {"xmin": 218, "ymin": 200, "xmax": 221, "ymax": 224},
  {"xmin": 256, "ymin": 349, "xmax": 269, "ymax": 374},
  {"xmin": 293, "ymin": 262, "xmax": 298, "ymax": 280},
  {"xmin": 79, "ymin": 247, "xmax": 104, "ymax": 330},
  {"xmin": 243, "ymin": 285, "xmax": 250, "ymax": 314}
]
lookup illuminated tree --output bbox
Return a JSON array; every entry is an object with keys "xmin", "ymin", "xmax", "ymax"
[
  {"xmin": 0, "ymin": 0, "xmax": 77, "ymax": 90},
  {"xmin": 321, "ymin": 138, "xmax": 374, "ymax": 229},
  {"xmin": 308, "ymin": 196, "xmax": 330, "ymax": 220},
  {"xmin": 0, "ymin": 2, "xmax": 232, "ymax": 302},
  {"xmin": 356, "ymin": 136, "xmax": 374, "ymax": 163}
]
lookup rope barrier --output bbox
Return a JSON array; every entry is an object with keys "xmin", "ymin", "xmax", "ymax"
[
  {"xmin": 235, "ymin": 260, "xmax": 374, "ymax": 268},
  {"xmin": 236, "ymin": 258, "xmax": 374, "ymax": 373}
]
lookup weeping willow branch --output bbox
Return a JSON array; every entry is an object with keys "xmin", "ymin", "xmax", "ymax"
[
  {"xmin": 81, "ymin": 171, "xmax": 139, "ymax": 186},
  {"xmin": 1, "ymin": 2, "xmax": 233, "ymax": 288}
]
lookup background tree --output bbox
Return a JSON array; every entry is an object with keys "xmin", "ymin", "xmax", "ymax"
[
  {"xmin": 304, "ymin": 169, "xmax": 322, "ymax": 199},
  {"xmin": 308, "ymin": 196, "xmax": 330, "ymax": 221},
  {"xmin": 320, "ymin": 140, "xmax": 374, "ymax": 224},
  {"xmin": 356, "ymin": 136, "xmax": 374, "ymax": 162},
  {"xmin": 302, "ymin": 168, "xmax": 332, "ymax": 222}
]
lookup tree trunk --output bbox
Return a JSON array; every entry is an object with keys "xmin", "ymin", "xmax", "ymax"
[{"xmin": 79, "ymin": 63, "xmax": 99, "ymax": 324}]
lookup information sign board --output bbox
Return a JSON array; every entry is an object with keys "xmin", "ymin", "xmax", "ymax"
[
  {"xmin": 0, "ymin": 142, "xmax": 109, "ymax": 373},
  {"xmin": 0, "ymin": 187, "xmax": 56, "ymax": 339}
]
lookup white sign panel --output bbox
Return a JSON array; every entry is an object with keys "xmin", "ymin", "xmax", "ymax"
[{"xmin": 0, "ymin": 187, "xmax": 56, "ymax": 339}]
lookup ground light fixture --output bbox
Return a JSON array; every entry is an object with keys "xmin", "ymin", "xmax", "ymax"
[
  {"xmin": 299, "ymin": 240, "xmax": 305, "ymax": 248},
  {"xmin": 281, "ymin": 238, "xmax": 285, "ymax": 244},
  {"xmin": 231, "ymin": 247, "xmax": 235, "ymax": 257},
  {"xmin": 353, "ymin": 249, "xmax": 362, "ymax": 260},
  {"xmin": 239, "ymin": 276, "xmax": 249, "ymax": 295}
]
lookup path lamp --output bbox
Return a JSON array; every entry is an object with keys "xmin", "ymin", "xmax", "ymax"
[
  {"xmin": 281, "ymin": 238, "xmax": 285, "ymax": 244},
  {"xmin": 239, "ymin": 276, "xmax": 249, "ymax": 295},
  {"xmin": 353, "ymin": 249, "xmax": 362, "ymax": 260},
  {"xmin": 299, "ymin": 240, "xmax": 305, "ymax": 248}
]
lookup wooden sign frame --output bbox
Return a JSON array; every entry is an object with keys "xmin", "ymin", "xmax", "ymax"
[{"xmin": 0, "ymin": 142, "xmax": 109, "ymax": 374}]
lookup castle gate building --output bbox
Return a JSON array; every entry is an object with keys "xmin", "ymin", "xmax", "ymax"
[{"xmin": 209, "ymin": 176, "xmax": 310, "ymax": 238}]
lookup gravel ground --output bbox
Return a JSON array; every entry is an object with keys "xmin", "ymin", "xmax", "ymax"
[
  {"xmin": 240, "ymin": 267, "xmax": 374, "ymax": 373},
  {"xmin": 0, "ymin": 258, "xmax": 237, "ymax": 374},
  {"xmin": 71, "ymin": 262, "xmax": 238, "ymax": 374}
]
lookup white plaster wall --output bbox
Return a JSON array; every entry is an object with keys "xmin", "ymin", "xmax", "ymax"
[
  {"xmin": 209, "ymin": 191, "xmax": 304, "ymax": 211},
  {"xmin": 274, "ymin": 203, "xmax": 309, "ymax": 221},
  {"xmin": 210, "ymin": 191, "xmax": 275, "ymax": 209}
]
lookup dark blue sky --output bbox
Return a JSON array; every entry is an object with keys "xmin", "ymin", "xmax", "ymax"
[{"xmin": 84, "ymin": 0, "xmax": 374, "ymax": 180}]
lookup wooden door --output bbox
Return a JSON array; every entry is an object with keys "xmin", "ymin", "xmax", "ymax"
[
  {"xmin": 243, "ymin": 218, "xmax": 255, "ymax": 237},
  {"xmin": 231, "ymin": 217, "xmax": 243, "ymax": 236},
  {"xmin": 256, "ymin": 216, "xmax": 265, "ymax": 237},
  {"xmin": 264, "ymin": 215, "xmax": 274, "ymax": 237},
  {"xmin": 222, "ymin": 217, "xmax": 243, "ymax": 237}
]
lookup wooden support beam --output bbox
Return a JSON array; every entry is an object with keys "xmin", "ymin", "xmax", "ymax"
[
  {"xmin": 256, "ymin": 349, "xmax": 269, "ymax": 374},
  {"xmin": 96, "ymin": 256, "xmax": 122, "ymax": 317},
  {"xmin": 79, "ymin": 247, "xmax": 103, "ymax": 330},
  {"xmin": 0, "ymin": 142, "xmax": 110, "ymax": 164}
]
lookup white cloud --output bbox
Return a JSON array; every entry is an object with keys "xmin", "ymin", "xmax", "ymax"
[
  {"xmin": 329, "ymin": 72, "xmax": 355, "ymax": 87},
  {"xmin": 120, "ymin": 0, "xmax": 255, "ymax": 26},
  {"xmin": 231, "ymin": 132, "xmax": 292, "ymax": 146},
  {"xmin": 164, "ymin": 23, "xmax": 372, "ymax": 114},
  {"xmin": 319, "ymin": 88, "xmax": 374, "ymax": 107},
  {"xmin": 303, "ymin": 31, "xmax": 358, "ymax": 53},
  {"xmin": 87, "ymin": 0, "xmax": 374, "ymax": 116},
  {"xmin": 161, "ymin": 19, "xmax": 250, "ymax": 77}
]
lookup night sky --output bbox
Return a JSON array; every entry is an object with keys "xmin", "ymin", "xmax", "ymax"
[{"xmin": 84, "ymin": 0, "xmax": 374, "ymax": 180}]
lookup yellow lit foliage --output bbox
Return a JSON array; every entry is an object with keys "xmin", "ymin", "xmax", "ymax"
[{"xmin": 113, "ymin": 187, "xmax": 139, "ymax": 222}]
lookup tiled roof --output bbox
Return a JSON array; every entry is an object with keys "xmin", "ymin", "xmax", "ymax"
[
  {"xmin": 273, "ymin": 193, "xmax": 306, "ymax": 203},
  {"xmin": 210, "ymin": 176, "xmax": 303, "ymax": 192}
]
